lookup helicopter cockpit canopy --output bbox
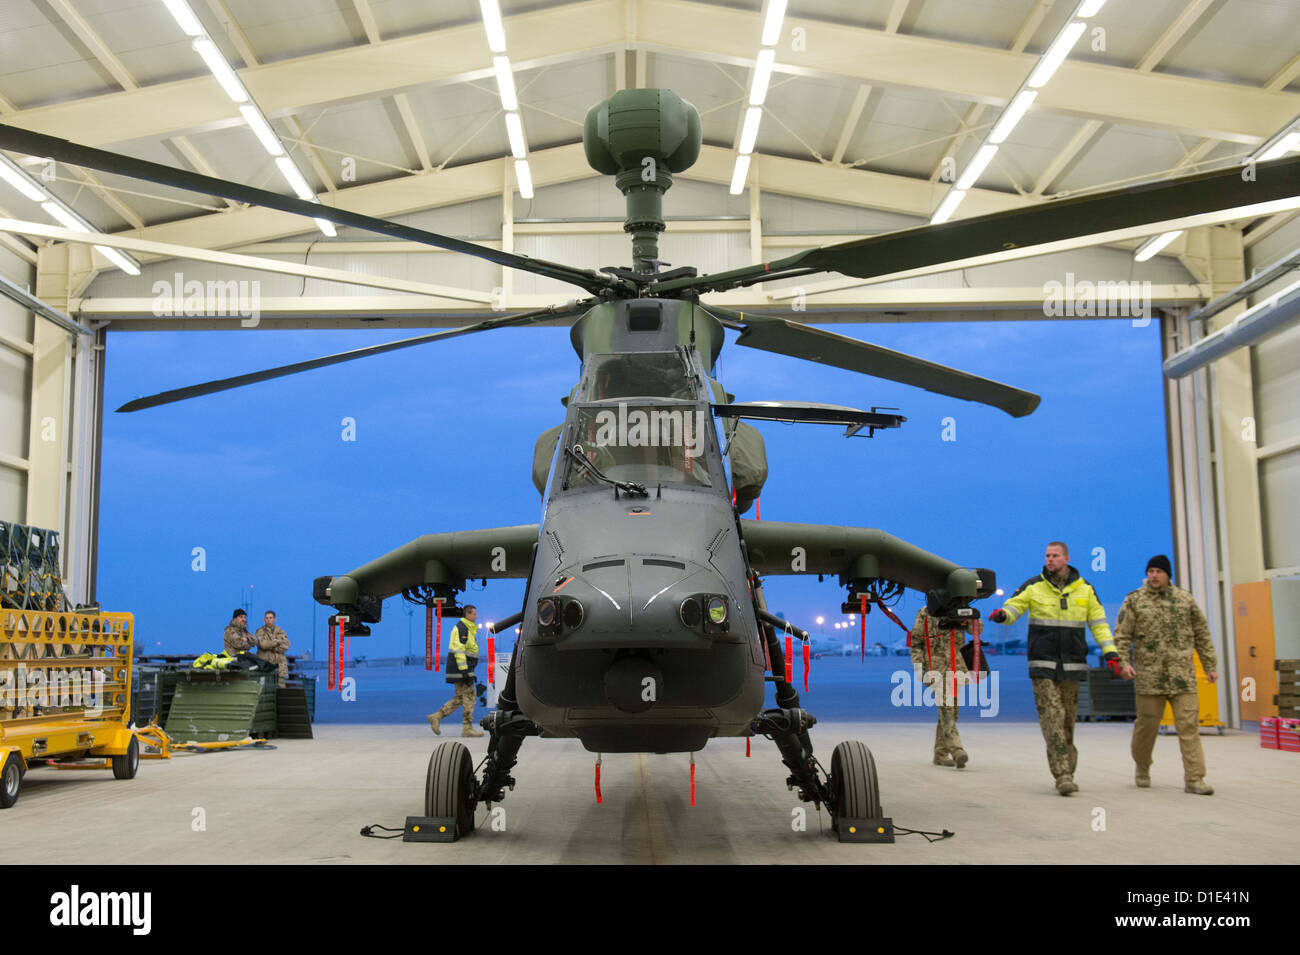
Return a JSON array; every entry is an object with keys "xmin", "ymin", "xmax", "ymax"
[
  {"xmin": 581, "ymin": 352, "xmax": 699, "ymax": 401},
  {"xmin": 565, "ymin": 401, "xmax": 714, "ymax": 490}
]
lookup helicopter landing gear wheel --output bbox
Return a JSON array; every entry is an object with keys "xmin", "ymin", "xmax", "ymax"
[
  {"xmin": 830, "ymin": 740, "xmax": 892, "ymax": 842},
  {"xmin": 425, "ymin": 741, "xmax": 476, "ymax": 838}
]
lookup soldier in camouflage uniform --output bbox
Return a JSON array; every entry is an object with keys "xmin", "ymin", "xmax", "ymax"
[
  {"xmin": 910, "ymin": 608, "xmax": 970, "ymax": 768},
  {"xmin": 1114, "ymin": 555, "xmax": 1217, "ymax": 795},
  {"xmin": 223, "ymin": 609, "xmax": 254, "ymax": 656},
  {"xmin": 255, "ymin": 610, "xmax": 291, "ymax": 688}
]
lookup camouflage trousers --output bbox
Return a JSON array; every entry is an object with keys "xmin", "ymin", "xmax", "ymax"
[
  {"xmin": 1133, "ymin": 692, "xmax": 1206, "ymax": 782},
  {"xmin": 934, "ymin": 704, "xmax": 963, "ymax": 756},
  {"xmin": 433, "ymin": 683, "xmax": 477, "ymax": 726},
  {"xmin": 1031, "ymin": 678, "xmax": 1080, "ymax": 779}
]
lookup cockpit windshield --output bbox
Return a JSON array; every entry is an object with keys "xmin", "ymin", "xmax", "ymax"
[
  {"xmin": 565, "ymin": 401, "xmax": 713, "ymax": 489},
  {"xmin": 582, "ymin": 352, "xmax": 698, "ymax": 401}
]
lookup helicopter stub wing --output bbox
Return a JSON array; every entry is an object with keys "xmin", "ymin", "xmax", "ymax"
[
  {"xmin": 315, "ymin": 525, "xmax": 539, "ymax": 615},
  {"xmin": 739, "ymin": 519, "xmax": 994, "ymax": 606}
]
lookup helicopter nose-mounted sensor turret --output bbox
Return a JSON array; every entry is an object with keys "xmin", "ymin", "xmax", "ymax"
[{"xmin": 584, "ymin": 89, "xmax": 701, "ymax": 273}]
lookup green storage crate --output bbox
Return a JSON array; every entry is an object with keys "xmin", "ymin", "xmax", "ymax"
[{"xmin": 164, "ymin": 672, "xmax": 277, "ymax": 742}]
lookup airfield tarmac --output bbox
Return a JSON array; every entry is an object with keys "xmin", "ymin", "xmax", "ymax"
[{"xmin": 7, "ymin": 722, "xmax": 1298, "ymax": 864}]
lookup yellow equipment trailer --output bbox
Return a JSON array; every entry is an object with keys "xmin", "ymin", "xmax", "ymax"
[{"xmin": 0, "ymin": 608, "xmax": 138, "ymax": 808}]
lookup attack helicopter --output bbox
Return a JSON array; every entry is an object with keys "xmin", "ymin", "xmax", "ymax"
[{"xmin": 3, "ymin": 88, "xmax": 1297, "ymax": 843}]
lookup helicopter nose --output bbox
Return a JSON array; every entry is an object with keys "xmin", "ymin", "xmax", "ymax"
[
  {"xmin": 603, "ymin": 655, "xmax": 664, "ymax": 713},
  {"xmin": 537, "ymin": 556, "xmax": 739, "ymax": 650}
]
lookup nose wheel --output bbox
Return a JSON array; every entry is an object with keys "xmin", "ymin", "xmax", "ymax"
[
  {"xmin": 425, "ymin": 741, "xmax": 477, "ymax": 838},
  {"xmin": 829, "ymin": 740, "xmax": 891, "ymax": 841}
]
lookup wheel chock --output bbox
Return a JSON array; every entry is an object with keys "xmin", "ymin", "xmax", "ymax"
[
  {"xmin": 836, "ymin": 817, "xmax": 895, "ymax": 843},
  {"xmin": 403, "ymin": 815, "xmax": 459, "ymax": 842}
]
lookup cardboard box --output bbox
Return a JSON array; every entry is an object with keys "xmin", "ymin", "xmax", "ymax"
[{"xmin": 1260, "ymin": 717, "xmax": 1280, "ymax": 749}]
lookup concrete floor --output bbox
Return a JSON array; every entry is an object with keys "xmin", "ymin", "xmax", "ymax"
[{"xmin": 5, "ymin": 722, "xmax": 1298, "ymax": 864}]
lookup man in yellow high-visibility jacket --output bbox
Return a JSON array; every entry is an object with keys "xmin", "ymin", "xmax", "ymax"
[
  {"xmin": 989, "ymin": 541, "xmax": 1120, "ymax": 795},
  {"xmin": 427, "ymin": 605, "xmax": 484, "ymax": 737}
]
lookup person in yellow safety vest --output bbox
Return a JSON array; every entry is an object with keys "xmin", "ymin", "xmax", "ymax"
[
  {"xmin": 988, "ymin": 540, "xmax": 1120, "ymax": 796},
  {"xmin": 427, "ymin": 605, "xmax": 484, "ymax": 738}
]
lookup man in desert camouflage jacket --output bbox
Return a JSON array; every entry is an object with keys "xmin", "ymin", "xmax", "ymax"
[
  {"xmin": 1113, "ymin": 555, "xmax": 1218, "ymax": 796},
  {"xmin": 223, "ymin": 609, "xmax": 254, "ymax": 656},
  {"xmin": 255, "ymin": 610, "xmax": 291, "ymax": 688},
  {"xmin": 910, "ymin": 608, "xmax": 972, "ymax": 769}
]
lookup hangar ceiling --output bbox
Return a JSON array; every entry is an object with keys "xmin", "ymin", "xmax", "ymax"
[{"xmin": 0, "ymin": 0, "xmax": 1296, "ymax": 312}]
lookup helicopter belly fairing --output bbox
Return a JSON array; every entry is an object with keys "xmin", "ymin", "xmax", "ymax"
[{"xmin": 514, "ymin": 487, "xmax": 766, "ymax": 752}]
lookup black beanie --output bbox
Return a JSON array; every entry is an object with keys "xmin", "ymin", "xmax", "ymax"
[
  {"xmin": 232, "ymin": 608, "xmax": 247, "ymax": 619},
  {"xmin": 1146, "ymin": 555, "xmax": 1172, "ymax": 578}
]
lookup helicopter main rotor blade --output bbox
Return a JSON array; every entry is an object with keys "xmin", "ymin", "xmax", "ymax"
[
  {"xmin": 0, "ymin": 125, "xmax": 624, "ymax": 297},
  {"xmin": 116, "ymin": 300, "xmax": 593, "ymax": 412},
  {"xmin": 702, "ymin": 304, "xmax": 1040, "ymax": 418},
  {"xmin": 652, "ymin": 155, "xmax": 1300, "ymax": 296}
]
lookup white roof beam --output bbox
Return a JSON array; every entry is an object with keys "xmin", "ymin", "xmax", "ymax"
[
  {"xmin": 1031, "ymin": 0, "xmax": 1217, "ymax": 197},
  {"xmin": 633, "ymin": 0, "xmax": 1300, "ymax": 145},
  {"xmin": 926, "ymin": 0, "xmax": 1051, "ymax": 182},
  {"xmin": 350, "ymin": 0, "xmax": 433, "ymax": 173},
  {"xmin": 829, "ymin": 0, "xmax": 909, "ymax": 167},
  {"xmin": 4, "ymin": 0, "xmax": 1297, "ymax": 151}
]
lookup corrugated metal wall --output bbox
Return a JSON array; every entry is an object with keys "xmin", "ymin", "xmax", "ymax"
[
  {"xmin": 0, "ymin": 246, "xmax": 34, "ymax": 521},
  {"xmin": 1247, "ymin": 217, "xmax": 1300, "ymax": 573}
]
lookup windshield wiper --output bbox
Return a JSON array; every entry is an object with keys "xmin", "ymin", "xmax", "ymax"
[{"xmin": 566, "ymin": 444, "xmax": 649, "ymax": 497}]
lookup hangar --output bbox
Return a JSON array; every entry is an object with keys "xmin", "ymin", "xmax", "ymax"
[{"xmin": 1, "ymin": 0, "xmax": 1298, "ymax": 865}]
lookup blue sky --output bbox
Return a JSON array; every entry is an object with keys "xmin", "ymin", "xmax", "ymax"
[{"xmin": 98, "ymin": 315, "xmax": 1171, "ymax": 659}]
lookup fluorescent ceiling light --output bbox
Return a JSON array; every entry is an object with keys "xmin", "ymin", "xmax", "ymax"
[
  {"xmin": 749, "ymin": 48, "xmax": 775, "ymax": 106},
  {"xmin": 1076, "ymin": 0, "xmax": 1106, "ymax": 17},
  {"xmin": 162, "ymin": 0, "xmax": 204, "ymax": 37},
  {"xmin": 313, "ymin": 217, "xmax": 337, "ymax": 238},
  {"xmin": 505, "ymin": 112, "xmax": 527, "ymax": 159},
  {"xmin": 95, "ymin": 245, "xmax": 141, "ymax": 275},
  {"xmin": 1134, "ymin": 230, "xmax": 1182, "ymax": 262},
  {"xmin": 514, "ymin": 159, "xmax": 533, "ymax": 199},
  {"xmin": 955, "ymin": 144, "xmax": 998, "ymax": 190},
  {"xmin": 930, "ymin": 189, "xmax": 966, "ymax": 225},
  {"xmin": 42, "ymin": 201, "xmax": 89, "ymax": 232},
  {"xmin": 739, "ymin": 107, "xmax": 762, "ymax": 155},
  {"xmin": 729, "ymin": 154, "xmax": 751, "ymax": 195},
  {"xmin": 761, "ymin": 0, "xmax": 788, "ymax": 47},
  {"xmin": 1027, "ymin": 20, "xmax": 1086, "ymax": 88},
  {"xmin": 274, "ymin": 156, "xmax": 315, "ymax": 200},
  {"xmin": 988, "ymin": 89, "xmax": 1037, "ymax": 144},
  {"xmin": 239, "ymin": 105, "xmax": 284, "ymax": 157},
  {"xmin": 493, "ymin": 56, "xmax": 517, "ymax": 111},
  {"xmin": 1259, "ymin": 132, "xmax": 1300, "ymax": 162},
  {"xmin": 479, "ymin": 0, "xmax": 507, "ymax": 53},
  {"xmin": 0, "ymin": 156, "xmax": 48, "ymax": 202},
  {"xmin": 193, "ymin": 38, "xmax": 248, "ymax": 103}
]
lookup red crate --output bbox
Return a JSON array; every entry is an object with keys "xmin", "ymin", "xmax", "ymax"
[
  {"xmin": 1280, "ymin": 718, "xmax": 1300, "ymax": 753},
  {"xmin": 1260, "ymin": 717, "xmax": 1280, "ymax": 749}
]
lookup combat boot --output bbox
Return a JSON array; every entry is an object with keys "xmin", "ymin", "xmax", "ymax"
[
  {"xmin": 427, "ymin": 713, "xmax": 443, "ymax": 735},
  {"xmin": 952, "ymin": 748, "xmax": 969, "ymax": 769},
  {"xmin": 933, "ymin": 752, "xmax": 954, "ymax": 766},
  {"xmin": 462, "ymin": 724, "xmax": 484, "ymax": 738},
  {"xmin": 1184, "ymin": 778, "xmax": 1214, "ymax": 795},
  {"xmin": 1135, "ymin": 768, "xmax": 1151, "ymax": 788},
  {"xmin": 1054, "ymin": 774, "xmax": 1078, "ymax": 795}
]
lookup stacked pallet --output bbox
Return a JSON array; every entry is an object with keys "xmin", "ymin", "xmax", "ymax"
[{"xmin": 1276, "ymin": 660, "xmax": 1299, "ymax": 719}]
